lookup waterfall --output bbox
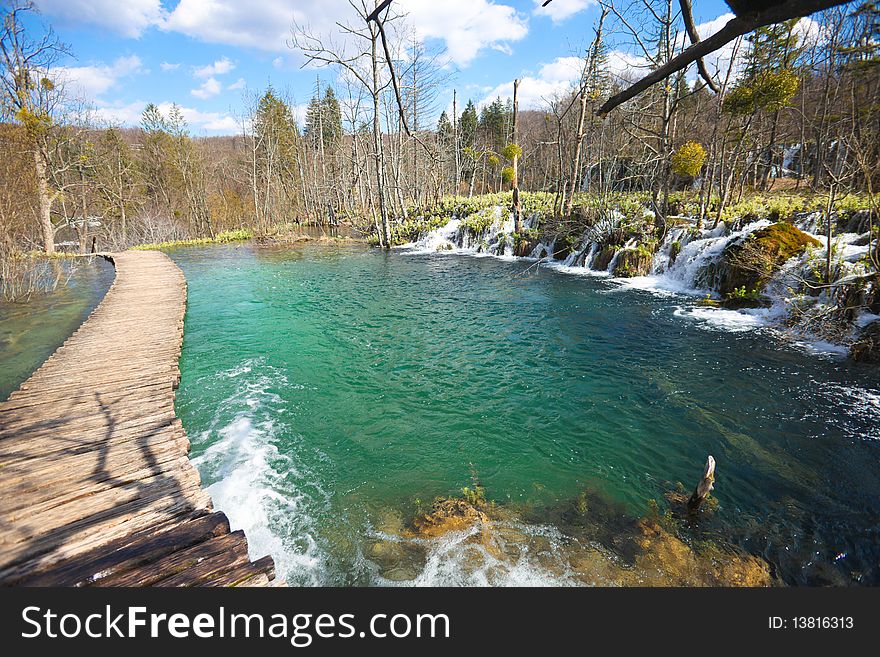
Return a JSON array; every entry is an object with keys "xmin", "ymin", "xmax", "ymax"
[{"xmin": 404, "ymin": 204, "xmax": 877, "ymax": 354}]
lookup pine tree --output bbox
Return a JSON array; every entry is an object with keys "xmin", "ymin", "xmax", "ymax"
[
  {"xmin": 303, "ymin": 92, "xmax": 323, "ymax": 150},
  {"xmin": 437, "ymin": 110, "xmax": 453, "ymax": 146},
  {"xmin": 304, "ymin": 85, "xmax": 343, "ymax": 150},
  {"xmin": 321, "ymin": 86, "xmax": 342, "ymax": 148},
  {"xmin": 478, "ymin": 97, "xmax": 508, "ymax": 151},
  {"xmin": 459, "ymin": 100, "xmax": 478, "ymax": 150}
]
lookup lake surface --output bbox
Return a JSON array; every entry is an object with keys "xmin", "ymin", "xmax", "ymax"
[
  {"xmin": 0, "ymin": 257, "xmax": 115, "ymax": 401},
  {"xmin": 167, "ymin": 242, "xmax": 880, "ymax": 586}
]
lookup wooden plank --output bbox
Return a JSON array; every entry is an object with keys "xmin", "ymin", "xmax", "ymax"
[
  {"xmin": 0, "ymin": 251, "xmax": 281, "ymax": 587},
  {"xmin": 11, "ymin": 512, "xmax": 230, "ymax": 587}
]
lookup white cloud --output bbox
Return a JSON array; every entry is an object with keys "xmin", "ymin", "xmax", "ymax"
[
  {"xmin": 94, "ymin": 100, "xmax": 239, "ymax": 134},
  {"xmin": 166, "ymin": 0, "xmax": 303, "ymax": 51},
  {"xmin": 479, "ymin": 55, "xmax": 582, "ymax": 110},
  {"xmin": 478, "ymin": 48, "xmax": 651, "ymax": 110},
  {"xmin": 42, "ymin": 0, "xmax": 530, "ymax": 69},
  {"xmin": 191, "ymin": 77, "xmax": 223, "ymax": 99},
  {"xmin": 34, "ymin": 0, "xmax": 164, "ymax": 38},
  {"xmin": 155, "ymin": 103, "xmax": 239, "ymax": 133},
  {"xmin": 533, "ymin": 0, "xmax": 595, "ymax": 24},
  {"xmin": 166, "ymin": 0, "xmax": 528, "ymax": 66},
  {"xmin": 291, "ymin": 103, "xmax": 309, "ymax": 127},
  {"xmin": 606, "ymin": 50, "xmax": 650, "ymax": 83},
  {"xmin": 160, "ymin": 62, "xmax": 181, "ymax": 72},
  {"xmin": 58, "ymin": 55, "xmax": 145, "ymax": 99},
  {"xmin": 227, "ymin": 78, "xmax": 246, "ymax": 91},
  {"xmin": 193, "ymin": 57, "xmax": 236, "ymax": 78},
  {"xmin": 397, "ymin": 0, "xmax": 529, "ymax": 67},
  {"xmin": 93, "ymin": 101, "xmax": 149, "ymax": 127},
  {"xmin": 536, "ymin": 55, "xmax": 584, "ymax": 83}
]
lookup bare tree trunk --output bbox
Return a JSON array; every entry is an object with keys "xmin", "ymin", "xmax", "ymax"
[
  {"xmin": 453, "ymin": 90, "xmax": 460, "ymax": 195},
  {"xmin": 512, "ymin": 79, "xmax": 522, "ymax": 236},
  {"xmin": 371, "ymin": 27, "xmax": 391, "ymax": 247},
  {"xmin": 34, "ymin": 149, "xmax": 55, "ymax": 254}
]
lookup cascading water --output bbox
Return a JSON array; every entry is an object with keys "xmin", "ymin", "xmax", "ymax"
[
  {"xmin": 405, "ymin": 206, "xmax": 875, "ymax": 351},
  {"xmin": 168, "ymin": 241, "xmax": 880, "ymax": 587}
]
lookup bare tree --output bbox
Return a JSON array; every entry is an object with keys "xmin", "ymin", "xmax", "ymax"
[{"xmin": 0, "ymin": 0, "xmax": 71, "ymax": 253}]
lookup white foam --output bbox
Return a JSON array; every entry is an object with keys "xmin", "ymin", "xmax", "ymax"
[
  {"xmin": 856, "ymin": 312, "xmax": 880, "ymax": 328},
  {"xmin": 374, "ymin": 522, "xmax": 585, "ymax": 587},
  {"xmin": 189, "ymin": 358, "xmax": 332, "ymax": 586},
  {"xmin": 790, "ymin": 339, "xmax": 849, "ymax": 357},
  {"xmin": 673, "ymin": 305, "xmax": 769, "ymax": 332}
]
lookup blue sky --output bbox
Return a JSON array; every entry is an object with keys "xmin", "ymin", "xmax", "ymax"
[{"xmin": 30, "ymin": 0, "xmax": 740, "ymax": 135}]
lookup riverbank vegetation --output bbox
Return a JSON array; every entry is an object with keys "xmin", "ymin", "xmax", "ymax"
[{"xmin": 1, "ymin": 1, "xmax": 878, "ymax": 305}]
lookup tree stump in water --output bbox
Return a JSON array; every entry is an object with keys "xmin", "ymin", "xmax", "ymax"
[{"xmin": 687, "ymin": 456, "xmax": 715, "ymax": 512}]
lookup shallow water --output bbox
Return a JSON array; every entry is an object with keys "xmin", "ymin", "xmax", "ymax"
[
  {"xmin": 0, "ymin": 258, "xmax": 115, "ymax": 401},
  {"xmin": 170, "ymin": 242, "xmax": 880, "ymax": 586}
]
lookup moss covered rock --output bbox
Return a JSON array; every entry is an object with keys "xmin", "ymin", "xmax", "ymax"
[
  {"xmin": 850, "ymin": 321, "xmax": 880, "ymax": 363},
  {"xmin": 514, "ymin": 234, "xmax": 540, "ymax": 257},
  {"xmin": 592, "ymin": 245, "xmax": 618, "ymax": 271},
  {"xmin": 714, "ymin": 222, "xmax": 820, "ymax": 295},
  {"xmin": 630, "ymin": 519, "xmax": 774, "ymax": 587},
  {"xmin": 612, "ymin": 247, "xmax": 653, "ymax": 277},
  {"xmin": 410, "ymin": 497, "xmax": 490, "ymax": 538}
]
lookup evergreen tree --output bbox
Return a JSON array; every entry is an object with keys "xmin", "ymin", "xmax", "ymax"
[
  {"xmin": 304, "ymin": 85, "xmax": 343, "ymax": 150},
  {"xmin": 437, "ymin": 110, "xmax": 453, "ymax": 146},
  {"xmin": 459, "ymin": 100, "xmax": 478, "ymax": 150},
  {"xmin": 479, "ymin": 97, "xmax": 508, "ymax": 151},
  {"xmin": 321, "ymin": 86, "xmax": 342, "ymax": 148},
  {"xmin": 303, "ymin": 93, "xmax": 322, "ymax": 149}
]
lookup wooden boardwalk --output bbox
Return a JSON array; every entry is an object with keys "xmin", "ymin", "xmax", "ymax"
[{"xmin": 0, "ymin": 251, "xmax": 281, "ymax": 586}]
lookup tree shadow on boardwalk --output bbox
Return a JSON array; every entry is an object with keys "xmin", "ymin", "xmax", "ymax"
[
  {"xmin": 0, "ymin": 389, "xmax": 208, "ymax": 585},
  {"xmin": 0, "ymin": 251, "xmax": 275, "ymax": 587}
]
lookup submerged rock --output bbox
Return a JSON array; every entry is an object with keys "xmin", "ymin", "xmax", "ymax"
[
  {"xmin": 365, "ymin": 487, "xmax": 776, "ymax": 587},
  {"xmin": 410, "ymin": 497, "xmax": 491, "ymax": 538},
  {"xmin": 712, "ymin": 222, "xmax": 820, "ymax": 295},
  {"xmin": 850, "ymin": 320, "xmax": 880, "ymax": 363},
  {"xmin": 629, "ymin": 518, "xmax": 774, "ymax": 587}
]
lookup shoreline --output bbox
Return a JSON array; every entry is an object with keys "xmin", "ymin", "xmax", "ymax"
[{"xmin": 0, "ymin": 250, "xmax": 281, "ymax": 586}]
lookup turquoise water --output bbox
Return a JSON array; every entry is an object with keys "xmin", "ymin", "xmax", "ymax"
[
  {"xmin": 0, "ymin": 258, "xmax": 115, "ymax": 400},
  {"xmin": 170, "ymin": 243, "xmax": 880, "ymax": 586}
]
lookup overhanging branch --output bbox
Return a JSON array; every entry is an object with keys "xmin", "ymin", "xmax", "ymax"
[{"xmin": 597, "ymin": 0, "xmax": 850, "ymax": 116}]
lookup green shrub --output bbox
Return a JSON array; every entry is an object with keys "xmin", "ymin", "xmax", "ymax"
[{"xmin": 672, "ymin": 141, "xmax": 707, "ymax": 178}]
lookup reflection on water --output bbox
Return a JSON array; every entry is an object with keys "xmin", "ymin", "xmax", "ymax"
[
  {"xmin": 275, "ymin": 224, "xmax": 360, "ymax": 240},
  {"xmin": 0, "ymin": 257, "xmax": 115, "ymax": 400},
  {"xmin": 167, "ymin": 242, "xmax": 880, "ymax": 586}
]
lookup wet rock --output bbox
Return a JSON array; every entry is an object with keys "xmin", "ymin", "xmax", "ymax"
[
  {"xmin": 612, "ymin": 247, "xmax": 653, "ymax": 277},
  {"xmin": 515, "ymin": 235, "xmax": 539, "ymax": 257},
  {"xmin": 713, "ymin": 222, "xmax": 820, "ymax": 295},
  {"xmin": 592, "ymin": 245, "xmax": 618, "ymax": 271},
  {"xmin": 411, "ymin": 497, "xmax": 491, "ymax": 538},
  {"xmin": 852, "ymin": 232, "xmax": 872, "ymax": 247},
  {"xmin": 668, "ymin": 240, "xmax": 682, "ymax": 265},
  {"xmin": 552, "ymin": 237, "xmax": 575, "ymax": 261},
  {"xmin": 630, "ymin": 519, "xmax": 774, "ymax": 587},
  {"xmin": 720, "ymin": 296, "xmax": 770, "ymax": 310},
  {"xmin": 850, "ymin": 320, "xmax": 880, "ymax": 363}
]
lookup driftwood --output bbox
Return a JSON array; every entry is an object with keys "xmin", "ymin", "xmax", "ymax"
[{"xmin": 687, "ymin": 455, "xmax": 716, "ymax": 512}]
